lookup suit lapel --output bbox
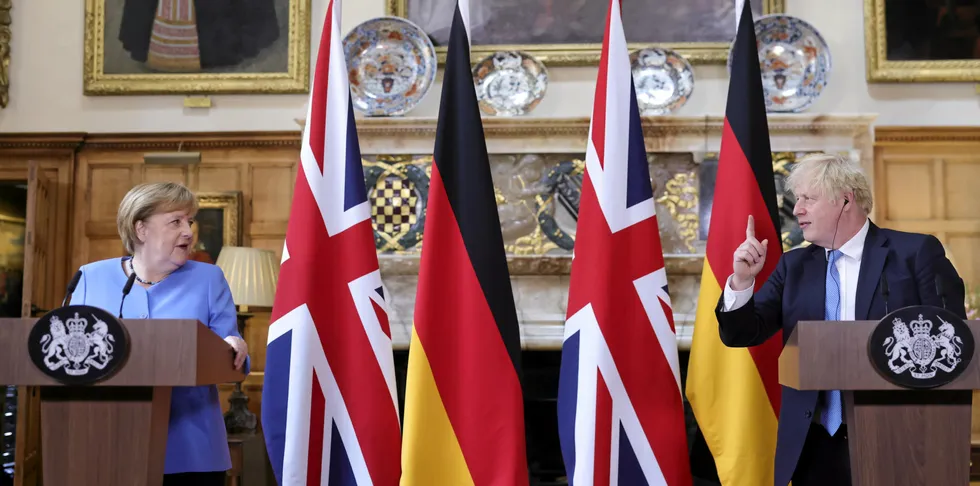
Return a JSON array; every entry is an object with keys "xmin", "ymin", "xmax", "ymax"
[
  {"xmin": 855, "ymin": 223, "xmax": 888, "ymax": 320},
  {"xmin": 802, "ymin": 246, "xmax": 827, "ymax": 321}
]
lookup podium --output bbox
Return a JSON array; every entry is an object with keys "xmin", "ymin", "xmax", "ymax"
[
  {"xmin": 0, "ymin": 315, "xmax": 244, "ymax": 486},
  {"xmin": 780, "ymin": 310, "xmax": 980, "ymax": 486}
]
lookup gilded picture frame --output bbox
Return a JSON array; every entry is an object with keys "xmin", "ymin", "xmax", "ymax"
[
  {"xmin": 0, "ymin": 0, "xmax": 10, "ymax": 108},
  {"xmin": 192, "ymin": 192, "xmax": 242, "ymax": 265},
  {"xmin": 865, "ymin": 0, "xmax": 980, "ymax": 82},
  {"xmin": 386, "ymin": 0, "xmax": 784, "ymax": 65},
  {"xmin": 83, "ymin": 0, "xmax": 310, "ymax": 95}
]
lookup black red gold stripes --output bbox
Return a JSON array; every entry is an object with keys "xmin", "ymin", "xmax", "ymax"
[{"xmin": 400, "ymin": 4, "xmax": 529, "ymax": 485}]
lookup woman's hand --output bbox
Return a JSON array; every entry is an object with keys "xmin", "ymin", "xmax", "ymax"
[{"xmin": 224, "ymin": 336, "xmax": 249, "ymax": 371}]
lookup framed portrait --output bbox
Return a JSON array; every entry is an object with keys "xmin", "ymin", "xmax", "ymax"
[
  {"xmin": 83, "ymin": 0, "xmax": 311, "ymax": 94},
  {"xmin": 865, "ymin": 0, "xmax": 980, "ymax": 82},
  {"xmin": 191, "ymin": 192, "xmax": 242, "ymax": 265},
  {"xmin": 387, "ymin": 0, "xmax": 785, "ymax": 65}
]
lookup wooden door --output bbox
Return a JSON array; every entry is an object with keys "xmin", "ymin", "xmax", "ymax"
[
  {"xmin": 20, "ymin": 161, "xmax": 51, "ymax": 318},
  {"xmin": 13, "ymin": 161, "xmax": 51, "ymax": 486}
]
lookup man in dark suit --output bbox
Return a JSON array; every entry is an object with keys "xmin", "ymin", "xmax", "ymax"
[{"xmin": 715, "ymin": 153, "xmax": 966, "ymax": 486}]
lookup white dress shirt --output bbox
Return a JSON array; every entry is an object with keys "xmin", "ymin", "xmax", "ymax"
[{"xmin": 722, "ymin": 218, "xmax": 871, "ymax": 320}]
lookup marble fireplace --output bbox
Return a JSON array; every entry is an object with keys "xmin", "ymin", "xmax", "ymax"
[{"xmin": 353, "ymin": 114, "xmax": 875, "ymax": 482}]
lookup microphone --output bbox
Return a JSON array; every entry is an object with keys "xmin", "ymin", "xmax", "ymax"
[
  {"xmin": 880, "ymin": 274, "xmax": 890, "ymax": 315},
  {"xmin": 936, "ymin": 276, "xmax": 947, "ymax": 310},
  {"xmin": 119, "ymin": 272, "xmax": 137, "ymax": 319},
  {"xmin": 62, "ymin": 270, "xmax": 82, "ymax": 307}
]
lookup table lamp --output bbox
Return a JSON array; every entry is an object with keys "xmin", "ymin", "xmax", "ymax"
[{"xmin": 215, "ymin": 246, "xmax": 279, "ymax": 435}]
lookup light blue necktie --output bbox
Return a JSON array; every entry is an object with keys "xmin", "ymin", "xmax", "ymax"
[{"xmin": 820, "ymin": 249, "xmax": 843, "ymax": 435}]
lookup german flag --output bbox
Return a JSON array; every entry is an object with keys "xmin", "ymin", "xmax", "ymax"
[
  {"xmin": 399, "ymin": 2, "xmax": 529, "ymax": 485},
  {"xmin": 684, "ymin": 1, "xmax": 783, "ymax": 485}
]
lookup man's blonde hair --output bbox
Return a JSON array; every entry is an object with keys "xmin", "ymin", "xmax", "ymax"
[
  {"xmin": 786, "ymin": 153, "xmax": 873, "ymax": 215},
  {"xmin": 117, "ymin": 182, "xmax": 199, "ymax": 254}
]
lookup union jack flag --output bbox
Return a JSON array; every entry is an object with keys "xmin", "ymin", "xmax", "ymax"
[
  {"xmin": 261, "ymin": 1, "xmax": 401, "ymax": 484},
  {"xmin": 556, "ymin": 1, "xmax": 692, "ymax": 484}
]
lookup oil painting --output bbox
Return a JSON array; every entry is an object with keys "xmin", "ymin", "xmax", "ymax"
[
  {"xmin": 84, "ymin": 0, "xmax": 310, "ymax": 94},
  {"xmin": 389, "ymin": 0, "xmax": 783, "ymax": 64},
  {"xmin": 190, "ymin": 192, "xmax": 241, "ymax": 265},
  {"xmin": 882, "ymin": 0, "xmax": 980, "ymax": 61},
  {"xmin": 866, "ymin": 0, "xmax": 980, "ymax": 81}
]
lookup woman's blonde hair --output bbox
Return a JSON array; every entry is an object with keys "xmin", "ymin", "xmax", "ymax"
[
  {"xmin": 117, "ymin": 182, "xmax": 199, "ymax": 254},
  {"xmin": 786, "ymin": 153, "xmax": 873, "ymax": 215}
]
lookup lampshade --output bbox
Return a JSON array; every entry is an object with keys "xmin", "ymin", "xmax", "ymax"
[{"xmin": 215, "ymin": 246, "xmax": 279, "ymax": 308}]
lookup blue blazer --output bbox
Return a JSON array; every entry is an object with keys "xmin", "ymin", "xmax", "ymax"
[
  {"xmin": 70, "ymin": 257, "xmax": 251, "ymax": 474},
  {"xmin": 715, "ymin": 222, "xmax": 966, "ymax": 486}
]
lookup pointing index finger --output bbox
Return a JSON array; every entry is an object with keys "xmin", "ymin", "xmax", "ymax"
[{"xmin": 746, "ymin": 215, "xmax": 755, "ymax": 239}]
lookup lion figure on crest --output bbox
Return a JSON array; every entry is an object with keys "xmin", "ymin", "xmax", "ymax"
[
  {"xmin": 40, "ymin": 316, "xmax": 70, "ymax": 370},
  {"xmin": 883, "ymin": 318, "xmax": 915, "ymax": 374}
]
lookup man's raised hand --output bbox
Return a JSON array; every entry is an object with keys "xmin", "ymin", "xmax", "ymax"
[{"xmin": 731, "ymin": 215, "xmax": 768, "ymax": 291}]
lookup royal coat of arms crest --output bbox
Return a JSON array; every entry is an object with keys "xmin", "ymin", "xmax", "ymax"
[
  {"xmin": 869, "ymin": 306, "xmax": 974, "ymax": 389},
  {"xmin": 883, "ymin": 314, "xmax": 963, "ymax": 379},
  {"xmin": 40, "ymin": 312, "xmax": 116, "ymax": 376},
  {"xmin": 28, "ymin": 305, "xmax": 130, "ymax": 385}
]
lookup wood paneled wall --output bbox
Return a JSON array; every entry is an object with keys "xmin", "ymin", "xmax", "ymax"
[
  {"xmin": 874, "ymin": 127, "xmax": 980, "ymax": 444},
  {"xmin": 72, "ymin": 133, "xmax": 300, "ymax": 268},
  {"xmin": 874, "ymin": 127, "xmax": 980, "ymax": 286}
]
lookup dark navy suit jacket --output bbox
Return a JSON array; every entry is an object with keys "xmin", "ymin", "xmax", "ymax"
[{"xmin": 715, "ymin": 222, "xmax": 967, "ymax": 486}]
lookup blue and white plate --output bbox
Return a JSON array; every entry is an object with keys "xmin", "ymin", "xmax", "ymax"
[
  {"xmin": 343, "ymin": 17, "xmax": 437, "ymax": 117},
  {"xmin": 473, "ymin": 51, "xmax": 548, "ymax": 116},
  {"xmin": 728, "ymin": 14, "xmax": 831, "ymax": 113},
  {"xmin": 630, "ymin": 47, "xmax": 694, "ymax": 115}
]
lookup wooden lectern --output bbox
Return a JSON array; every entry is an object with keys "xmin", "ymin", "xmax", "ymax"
[
  {"xmin": 0, "ymin": 317, "xmax": 244, "ymax": 486},
  {"xmin": 780, "ymin": 318, "xmax": 980, "ymax": 486}
]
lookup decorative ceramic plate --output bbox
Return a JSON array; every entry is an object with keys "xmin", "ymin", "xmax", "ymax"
[
  {"xmin": 629, "ymin": 47, "xmax": 694, "ymax": 115},
  {"xmin": 343, "ymin": 17, "xmax": 437, "ymax": 117},
  {"xmin": 473, "ymin": 51, "xmax": 548, "ymax": 116},
  {"xmin": 729, "ymin": 14, "xmax": 831, "ymax": 113}
]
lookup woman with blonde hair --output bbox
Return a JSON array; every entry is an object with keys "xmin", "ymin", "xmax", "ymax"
[{"xmin": 70, "ymin": 181, "xmax": 249, "ymax": 486}]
